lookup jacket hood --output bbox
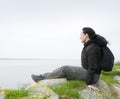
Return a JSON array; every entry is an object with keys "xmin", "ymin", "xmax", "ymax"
[
  {"xmin": 93, "ymin": 34, "xmax": 108, "ymax": 47},
  {"xmin": 84, "ymin": 34, "xmax": 108, "ymax": 47}
]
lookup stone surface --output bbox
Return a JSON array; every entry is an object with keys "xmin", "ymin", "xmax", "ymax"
[
  {"xmin": 28, "ymin": 78, "xmax": 67, "ymax": 99},
  {"xmin": 114, "ymin": 75, "xmax": 120, "ymax": 84},
  {"xmin": 29, "ymin": 86, "xmax": 59, "ymax": 99},
  {"xmin": 28, "ymin": 78, "xmax": 120, "ymax": 99},
  {"xmin": 0, "ymin": 91, "xmax": 5, "ymax": 99},
  {"xmin": 2, "ymin": 77, "xmax": 120, "ymax": 99},
  {"xmin": 37, "ymin": 78, "xmax": 67, "ymax": 87},
  {"xmin": 80, "ymin": 80, "xmax": 112, "ymax": 99},
  {"xmin": 110, "ymin": 84, "xmax": 120, "ymax": 99}
]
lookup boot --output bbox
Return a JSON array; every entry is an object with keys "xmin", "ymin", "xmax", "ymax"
[{"xmin": 31, "ymin": 74, "xmax": 44, "ymax": 83}]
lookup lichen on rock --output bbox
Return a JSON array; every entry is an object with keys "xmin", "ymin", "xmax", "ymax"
[{"xmin": 28, "ymin": 78, "xmax": 67, "ymax": 99}]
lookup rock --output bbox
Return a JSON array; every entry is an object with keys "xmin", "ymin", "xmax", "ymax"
[
  {"xmin": 110, "ymin": 84, "xmax": 120, "ymax": 99},
  {"xmin": 0, "ymin": 91, "xmax": 5, "ymax": 99},
  {"xmin": 29, "ymin": 86, "xmax": 59, "ymax": 99},
  {"xmin": 28, "ymin": 78, "xmax": 67, "ymax": 99},
  {"xmin": 28, "ymin": 78, "xmax": 120, "ymax": 99},
  {"xmin": 80, "ymin": 80, "xmax": 112, "ymax": 99},
  {"xmin": 37, "ymin": 78, "xmax": 67, "ymax": 87},
  {"xmin": 114, "ymin": 75, "xmax": 120, "ymax": 84}
]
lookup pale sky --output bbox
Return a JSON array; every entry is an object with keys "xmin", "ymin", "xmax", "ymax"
[{"xmin": 0, "ymin": 0, "xmax": 120, "ymax": 61}]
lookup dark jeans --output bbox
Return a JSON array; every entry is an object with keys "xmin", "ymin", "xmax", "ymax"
[{"xmin": 42, "ymin": 66, "xmax": 100, "ymax": 83}]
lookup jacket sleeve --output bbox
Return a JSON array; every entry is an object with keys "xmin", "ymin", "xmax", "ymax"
[{"xmin": 86, "ymin": 45, "xmax": 100, "ymax": 85}]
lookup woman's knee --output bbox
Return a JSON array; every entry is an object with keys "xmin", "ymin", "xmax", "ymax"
[{"xmin": 61, "ymin": 65, "xmax": 72, "ymax": 72}]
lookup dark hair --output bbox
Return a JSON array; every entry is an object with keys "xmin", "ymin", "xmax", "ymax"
[{"xmin": 82, "ymin": 27, "xmax": 96, "ymax": 39}]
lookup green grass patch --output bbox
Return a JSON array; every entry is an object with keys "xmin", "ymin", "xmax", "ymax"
[
  {"xmin": 52, "ymin": 62, "xmax": 120, "ymax": 98},
  {"xmin": 100, "ymin": 73, "xmax": 117, "ymax": 85},
  {"xmin": 114, "ymin": 61, "xmax": 120, "ymax": 66},
  {"xmin": 4, "ymin": 89, "xmax": 29, "ymax": 99},
  {"xmin": 4, "ymin": 83, "xmax": 30, "ymax": 99},
  {"xmin": 3, "ymin": 62, "xmax": 120, "ymax": 99},
  {"xmin": 101, "ymin": 62, "xmax": 120, "ymax": 85},
  {"xmin": 52, "ymin": 80, "xmax": 86, "ymax": 99}
]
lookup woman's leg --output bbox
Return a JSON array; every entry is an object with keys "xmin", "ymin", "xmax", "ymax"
[
  {"xmin": 61, "ymin": 66, "xmax": 88, "ymax": 80},
  {"xmin": 31, "ymin": 65, "xmax": 88, "ymax": 82},
  {"xmin": 31, "ymin": 66, "xmax": 66, "ymax": 82}
]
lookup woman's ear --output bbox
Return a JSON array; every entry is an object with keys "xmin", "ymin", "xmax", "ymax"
[
  {"xmin": 85, "ymin": 33, "xmax": 89, "ymax": 37},
  {"xmin": 85, "ymin": 33, "xmax": 90, "ymax": 40}
]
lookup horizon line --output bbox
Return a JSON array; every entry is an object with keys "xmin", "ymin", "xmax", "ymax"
[{"xmin": 0, "ymin": 58, "xmax": 80, "ymax": 60}]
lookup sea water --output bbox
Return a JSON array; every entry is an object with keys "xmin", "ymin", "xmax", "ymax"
[{"xmin": 0, "ymin": 59, "xmax": 81, "ymax": 89}]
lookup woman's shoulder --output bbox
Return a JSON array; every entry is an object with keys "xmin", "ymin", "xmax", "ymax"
[{"xmin": 86, "ymin": 43, "xmax": 101, "ymax": 52}]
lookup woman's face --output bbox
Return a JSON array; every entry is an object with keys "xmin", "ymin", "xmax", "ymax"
[{"xmin": 80, "ymin": 32, "xmax": 89, "ymax": 43}]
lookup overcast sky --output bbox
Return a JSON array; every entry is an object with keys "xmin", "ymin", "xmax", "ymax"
[{"xmin": 0, "ymin": 0, "xmax": 120, "ymax": 61}]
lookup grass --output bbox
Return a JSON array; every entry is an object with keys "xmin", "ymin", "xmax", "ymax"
[
  {"xmin": 101, "ymin": 61, "xmax": 120, "ymax": 85},
  {"xmin": 4, "ymin": 89, "xmax": 29, "ymax": 99},
  {"xmin": 52, "ymin": 62, "xmax": 120, "ymax": 98},
  {"xmin": 2, "ymin": 62, "xmax": 120, "ymax": 99},
  {"xmin": 114, "ymin": 61, "xmax": 120, "ymax": 66},
  {"xmin": 4, "ymin": 84, "xmax": 30, "ymax": 99},
  {"xmin": 52, "ymin": 80, "xmax": 86, "ymax": 99}
]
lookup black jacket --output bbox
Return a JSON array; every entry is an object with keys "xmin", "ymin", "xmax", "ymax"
[{"xmin": 81, "ymin": 34, "xmax": 108, "ymax": 85}]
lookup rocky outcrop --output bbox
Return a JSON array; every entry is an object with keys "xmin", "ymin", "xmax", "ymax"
[
  {"xmin": 110, "ymin": 75, "xmax": 120, "ymax": 99},
  {"xmin": 1, "ymin": 75, "xmax": 120, "ymax": 99},
  {"xmin": 80, "ymin": 75, "xmax": 120, "ymax": 99},
  {"xmin": 28, "ymin": 78, "xmax": 67, "ymax": 99},
  {"xmin": 28, "ymin": 76, "xmax": 120, "ymax": 99},
  {"xmin": 80, "ymin": 80, "xmax": 112, "ymax": 99}
]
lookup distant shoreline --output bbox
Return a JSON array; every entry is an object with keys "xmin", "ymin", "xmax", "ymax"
[
  {"xmin": 0, "ymin": 58, "xmax": 80, "ymax": 60},
  {"xmin": 0, "ymin": 58, "xmax": 40, "ymax": 60},
  {"xmin": 0, "ymin": 58, "xmax": 119, "ymax": 62}
]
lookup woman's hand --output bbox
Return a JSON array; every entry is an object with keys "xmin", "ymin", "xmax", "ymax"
[{"xmin": 88, "ymin": 85, "xmax": 99, "ymax": 91}]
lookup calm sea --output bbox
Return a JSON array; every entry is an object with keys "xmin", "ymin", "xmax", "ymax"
[{"xmin": 0, "ymin": 59, "xmax": 81, "ymax": 89}]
